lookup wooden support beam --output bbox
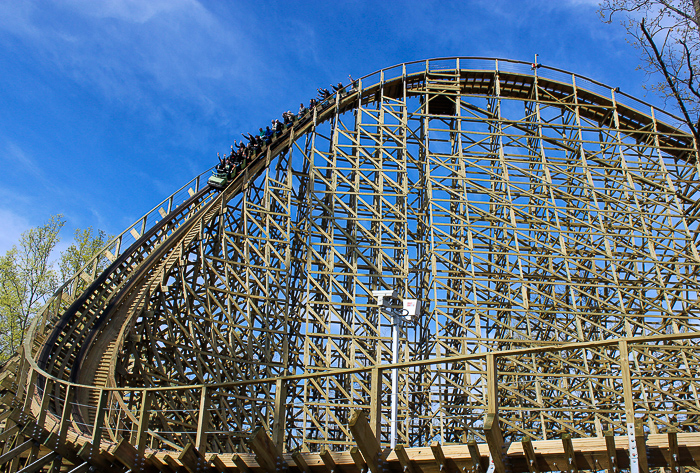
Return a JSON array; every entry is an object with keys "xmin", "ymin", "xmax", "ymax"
[
  {"xmin": 179, "ymin": 443, "xmax": 215, "ymax": 473},
  {"xmin": 521, "ymin": 437, "xmax": 539, "ymax": 473},
  {"xmin": 395, "ymin": 444, "xmax": 417, "ymax": 473},
  {"xmin": 605, "ymin": 431, "xmax": 618, "ymax": 473},
  {"xmin": 17, "ymin": 451, "xmax": 58, "ymax": 473},
  {"xmin": 561, "ymin": 433, "xmax": 578, "ymax": 473},
  {"xmin": 320, "ymin": 449, "xmax": 337, "ymax": 473},
  {"xmin": 148, "ymin": 452, "xmax": 178, "ymax": 473},
  {"xmin": 248, "ymin": 426, "xmax": 284, "ymax": 473},
  {"xmin": 484, "ymin": 413, "xmax": 506, "ymax": 473},
  {"xmin": 211, "ymin": 454, "xmax": 228, "ymax": 473},
  {"xmin": 293, "ymin": 451, "xmax": 312, "ymax": 473},
  {"xmin": 233, "ymin": 454, "xmax": 253, "ymax": 473},
  {"xmin": 77, "ymin": 441, "xmax": 119, "ymax": 473},
  {"xmin": 468, "ymin": 439, "xmax": 486, "ymax": 473},
  {"xmin": 196, "ymin": 386, "xmax": 211, "ymax": 452},
  {"xmin": 635, "ymin": 420, "xmax": 648, "ymax": 473},
  {"xmin": 112, "ymin": 437, "xmax": 140, "ymax": 470},
  {"xmin": 163, "ymin": 454, "xmax": 183, "ymax": 473},
  {"xmin": 91, "ymin": 388, "xmax": 109, "ymax": 453},
  {"xmin": 134, "ymin": 389, "xmax": 154, "ymax": 472},
  {"xmin": 349, "ymin": 410, "xmax": 383, "ymax": 473},
  {"xmin": 351, "ymin": 446, "xmax": 367, "ymax": 473},
  {"xmin": 431, "ymin": 441, "xmax": 452, "ymax": 473},
  {"xmin": 369, "ymin": 367, "xmax": 382, "ymax": 443},
  {"xmin": 668, "ymin": 430, "xmax": 681, "ymax": 473},
  {"xmin": 272, "ymin": 380, "xmax": 287, "ymax": 448}
]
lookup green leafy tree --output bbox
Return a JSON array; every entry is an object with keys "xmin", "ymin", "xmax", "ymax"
[
  {"xmin": 0, "ymin": 215, "xmax": 64, "ymax": 361},
  {"xmin": 59, "ymin": 227, "xmax": 111, "ymax": 284},
  {"xmin": 600, "ymin": 0, "xmax": 700, "ymax": 141}
]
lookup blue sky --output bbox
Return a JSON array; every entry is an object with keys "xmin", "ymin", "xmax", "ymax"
[{"xmin": 0, "ymin": 0, "xmax": 663, "ymax": 255}]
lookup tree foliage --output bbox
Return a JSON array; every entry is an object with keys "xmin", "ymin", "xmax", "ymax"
[
  {"xmin": 59, "ymin": 227, "xmax": 110, "ymax": 283},
  {"xmin": 0, "ymin": 215, "xmax": 64, "ymax": 362},
  {"xmin": 600, "ymin": 0, "xmax": 700, "ymax": 140},
  {"xmin": 0, "ymin": 216, "xmax": 111, "ymax": 363}
]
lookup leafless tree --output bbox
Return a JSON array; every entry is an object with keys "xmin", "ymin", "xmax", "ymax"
[{"xmin": 601, "ymin": 0, "xmax": 700, "ymax": 140}]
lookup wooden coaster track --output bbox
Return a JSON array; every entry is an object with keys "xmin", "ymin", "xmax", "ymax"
[{"xmin": 0, "ymin": 57, "xmax": 699, "ymax": 472}]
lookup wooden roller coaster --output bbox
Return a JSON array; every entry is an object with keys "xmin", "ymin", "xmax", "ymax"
[{"xmin": 1, "ymin": 57, "xmax": 700, "ymax": 473}]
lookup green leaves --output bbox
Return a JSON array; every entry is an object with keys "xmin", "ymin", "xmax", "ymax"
[{"xmin": 0, "ymin": 215, "xmax": 110, "ymax": 363}]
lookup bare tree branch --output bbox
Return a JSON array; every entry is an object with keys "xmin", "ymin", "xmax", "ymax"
[{"xmin": 641, "ymin": 17, "xmax": 700, "ymax": 139}]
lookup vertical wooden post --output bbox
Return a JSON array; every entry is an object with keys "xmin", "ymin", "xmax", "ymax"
[
  {"xmin": 484, "ymin": 354, "xmax": 506, "ymax": 473},
  {"xmin": 369, "ymin": 367, "xmax": 382, "ymax": 443},
  {"xmin": 134, "ymin": 389, "xmax": 153, "ymax": 472},
  {"xmin": 92, "ymin": 389, "xmax": 109, "ymax": 452},
  {"xmin": 272, "ymin": 380, "xmax": 287, "ymax": 449},
  {"xmin": 486, "ymin": 354, "xmax": 498, "ymax": 415},
  {"xmin": 196, "ymin": 386, "xmax": 211, "ymax": 452}
]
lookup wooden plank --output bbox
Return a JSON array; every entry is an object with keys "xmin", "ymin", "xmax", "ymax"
[
  {"xmin": 605, "ymin": 431, "xmax": 617, "ymax": 473},
  {"xmin": 562, "ymin": 433, "xmax": 578, "ymax": 473},
  {"xmin": 468, "ymin": 439, "xmax": 486, "ymax": 473},
  {"xmin": 369, "ymin": 367, "xmax": 382, "ymax": 442},
  {"xmin": 395, "ymin": 444, "xmax": 417, "ymax": 473},
  {"xmin": 668, "ymin": 430, "xmax": 681, "ymax": 473},
  {"xmin": 112, "ymin": 437, "xmax": 139, "ymax": 470},
  {"xmin": 293, "ymin": 451, "xmax": 312, "ymax": 473},
  {"xmin": 635, "ymin": 420, "xmax": 648, "ymax": 473},
  {"xmin": 272, "ymin": 380, "xmax": 287, "ymax": 446},
  {"xmin": 77, "ymin": 441, "xmax": 119, "ymax": 473},
  {"xmin": 521, "ymin": 437, "xmax": 539, "ymax": 473},
  {"xmin": 233, "ymin": 453, "xmax": 253, "ymax": 473},
  {"xmin": 349, "ymin": 410, "xmax": 382, "ymax": 473},
  {"xmin": 196, "ymin": 386, "xmax": 211, "ymax": 452},
  {"xmin": 350, "ymin": 446, "xmax": 367, "ymax": 473},
  {"xmin": 178, "ymin": 443, "xmax": 215, "ymax": 473},
  {"xmin": 247, "ymin": 426, "xmax": 283, "ymax": 473},
  {"xmin": 211, "ymin": 454, "xmax": 228, "ymax": 473},
  {"xmin": 431, "ymin": 441, "xmax": 452, "ymax": 473},
  {"xmin": 484, "ymin": 413, "xmax": 506, "ymax": 473},
  {"xmin": 320, "ymin": 449, "xmax": 337, "ymax": 472}
]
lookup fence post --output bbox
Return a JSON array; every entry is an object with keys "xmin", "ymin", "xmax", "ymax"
[
  {"xmin": 92, "ymin": 388, "xmax": 109, "ymax": 453},
  {"xmin": 134, "ymin": 389, "xmax": 153, "ymax": 471}
]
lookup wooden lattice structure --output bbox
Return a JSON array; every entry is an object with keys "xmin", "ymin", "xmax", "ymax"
[{"xmin": 1, "ymin": 57, "xmax": 700, "ymax": 473}]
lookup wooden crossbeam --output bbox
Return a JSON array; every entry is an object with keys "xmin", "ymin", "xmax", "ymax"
[
  {"xmin": 351, "ymin": 446, "xmax": 368, "ymax": 473},
  {"xmin": 211, "ymin": 454, "xmax": 228, "ymax": 473},
  {"xmin": 248, "ymin": 426, "xmax": 284, "ymax": 473},
  {"xmin": 349, "ymin": 410, "xmax": 383, "ymax": 473},
  {"xmin": 561, "ymin": 433, "xmax": 578, "ymax": 473},
  {"xmin": 604, "ymin": 431, "xmax": 617, "ymax": 473},
  {"xmin": 233, "ymin": 453, "xmax": 253, "ymax": 473},
  {"xmin": 293, "ymin": 451, "xmax": 312, "ymax": 473},
  {"xmin": 179, "ymin": 443, "xmax": 215, "ymax": 473},
  {"xmin": 634, "ymin": 420, "xmax": 648, "ymax": 473},
  {"xmin": 431, "ymin": 441, "xmax": 452, "ymax": 473},
  {"xmin": 395, "ymin": 444, "xmax": 417, "ymax": 473},
  {"xmin": 668, "ymin": 430, "xmax": 681, "ymax": 473},
  {"xmin": 484, "ymin": 413, "xmax": 506, "ymax": 473},
  {"xmin": 521, "ymin": 437, "xmax": 539, "ymax": 473},
  {"xmin": 320, "ymin": 448, "xmax": 338, "ymax": 473}
]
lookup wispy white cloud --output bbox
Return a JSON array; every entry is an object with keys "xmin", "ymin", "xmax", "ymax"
[
  {"xmin": 0, "ymin": 0, "xmax": 267, "ymax": 122},
  {"xmin": 0, "ymin": 208, "xmax": 30, "ymax": 256}
]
